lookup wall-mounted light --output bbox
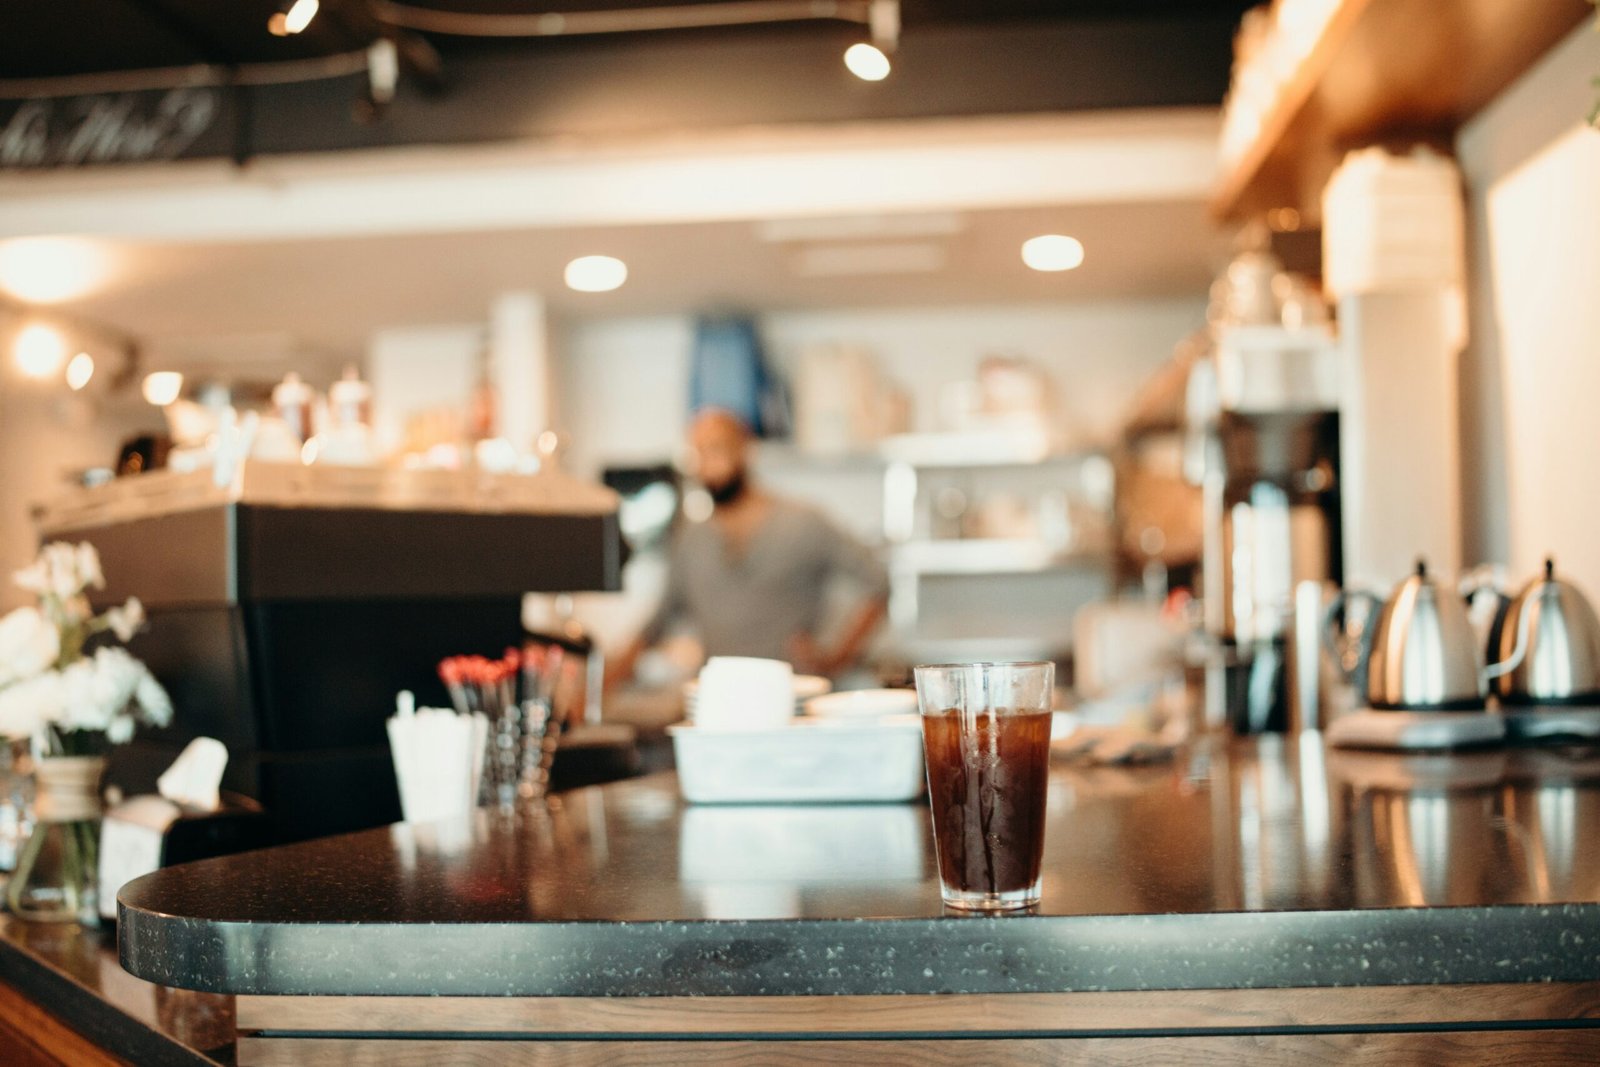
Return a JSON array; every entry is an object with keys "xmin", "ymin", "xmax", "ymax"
[
  {"xmin": 269, "ymin": 0, "xmax": 320, "ymax": 36},
  {"xmin": 13, "ymin": 322, "xmax": 68, "ymax": 380},
  {"xmin": 1021, "ymin": 234, "xmax": 1085, "ymax": 272},
  {"xmin": 564, "ymin": 255, "xmax": 628, "ymax": 293},
  {"xmin": 65, "ymin": 351, "xmax": 95, "ymax": 391},
  {"xmin": 0, "ymin": 237, "xmax": 113, "ymax": 305},
  {"xmin": 141, "ymin": 370, "xmax": 184, "ymax": 407}
]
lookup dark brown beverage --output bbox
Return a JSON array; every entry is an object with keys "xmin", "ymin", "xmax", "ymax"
[{"xmin": 922, "ymin": 708, "xmax": 1052, "ymax": 907}]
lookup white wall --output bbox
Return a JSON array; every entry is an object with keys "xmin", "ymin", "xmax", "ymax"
[
  {"xmin": 554, "ymin": 298, "xmax": 1206, "ymax": 481},
  {"xmin": 0, "ymin": 373, "xmax": 157, "ymax": 612},
  {"xmin": 1457, "ymin": 23, "xmax": 1600, "ymax": 593},
  {"xmin": 552, "ymin": 298, "xmax": 1202, "ymax": 655},
  {"xmin": 367, "ymin": 324, "xmax": 482, "ymax": 456}
]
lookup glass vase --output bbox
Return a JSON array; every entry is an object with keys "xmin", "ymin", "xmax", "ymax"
[{"xmin": 6, "ymin": 755, "xmax": 106, "ymax": 926}]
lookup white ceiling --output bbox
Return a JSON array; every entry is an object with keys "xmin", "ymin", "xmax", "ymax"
[
  {"xmin": 49, "ymin": 199, "xmax": 1226, "ymax": 358},
  {"xmin": 0, "ymin": 110, "xmax": 1231, "ymax": 364}
]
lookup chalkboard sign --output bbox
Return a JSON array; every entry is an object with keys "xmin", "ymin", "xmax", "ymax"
[{"xmin": 0, "ymin": 87, "xmax": 229, "ymax": 169}]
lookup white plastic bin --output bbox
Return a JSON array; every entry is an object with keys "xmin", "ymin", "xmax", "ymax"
[{"xmin": 669, "ymin": 716, "xmax": 925, "ymax": 804}]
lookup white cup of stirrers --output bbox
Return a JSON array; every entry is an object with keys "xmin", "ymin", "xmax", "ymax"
[{"xmin": 387, "ymin": 690, "xmax": 487, "ymax": 824}]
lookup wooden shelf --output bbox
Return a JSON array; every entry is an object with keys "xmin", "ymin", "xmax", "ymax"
[{"xmin": 1211, "ymin": 0, "xmax": 1592, "ymax": 223}]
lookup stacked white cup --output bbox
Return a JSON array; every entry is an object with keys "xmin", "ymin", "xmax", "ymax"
[{"xmin": 693, "ymin": 657, "xmax": 796, "ymax": 731}]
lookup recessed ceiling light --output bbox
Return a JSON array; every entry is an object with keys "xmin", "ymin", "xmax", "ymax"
[
  {"xmin": 0, "ymin": 237, "xmax": 114, "ymax": 304},
  {"xmin": 13, "ymin": 323, "xmax": 68, "ymax": 379},
  {"xmin": 564, "ymin": 255, "xmax": 628, "ymax": 293},
  {"xmin": 844, "ymin": 43, "xmax": 891, "ymax": 81},
  {"xmin": 1021, "ymin": 234, "xmax": 1085, "ymax": 272},
  {"xmin": 142, "ymin": 371, "xmax": 184, "ymax": 407},
  {"xmin": 65, "ymin": 351, "xmax": 95, "ymax": 391}
]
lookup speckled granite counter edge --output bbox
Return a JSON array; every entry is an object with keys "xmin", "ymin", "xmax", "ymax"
[{"xmin": 119, "ymin": 903, "xmax": 1600, "ymax": 998}]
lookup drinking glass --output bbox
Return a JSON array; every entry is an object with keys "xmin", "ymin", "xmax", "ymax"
[{"xmin": 914, "ymin": 661, "xmax": 1054, "ymax": 911}]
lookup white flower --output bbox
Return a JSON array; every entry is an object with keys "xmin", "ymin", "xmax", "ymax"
[
  {"xmin": 76, "ymin": 543, "xmax": 105, "ymax": 591},
  {"xmin": 104, "ymin": 597, "xmax": 146, "ymax": 642},
  {"xmin": 58, "ymin": 657, "xmax": 107, "ymax": 732},
  {"xmin": 11, "ymin": 559, "xmax": 49, "ymax": 596},
  {"xmin": 42, "ymin": 647, "xmax": 170, "ymax": 742},
  {"xmin": 14, "ymin": 542, "xmax": 98, "ymax": 602},
  {"xmin": 43, "ymin": 543, "xmax": 84, "ymax": 600},
  {"xmin": 88, "ymin": 647, "xmax": 146, "ymax": 732},
  {"xmin": 0, "ymin": 671, "xmax": 65, "ymax": 741},
  {"xmin": 107, "ymin": 714, "xmax": 135, "ymax": 745},
  {"xmin": 0, "ymin": 607, "xmax": 61, "ymax": 686},
  {"xmin": 133, "ymin": 666, "xmax": 173, "ymax": 728}
]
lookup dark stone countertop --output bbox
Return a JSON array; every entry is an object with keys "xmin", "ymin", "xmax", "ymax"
[{"xmin": 119, "ymin": 735, "xmax": 1600, "ymax": 998}]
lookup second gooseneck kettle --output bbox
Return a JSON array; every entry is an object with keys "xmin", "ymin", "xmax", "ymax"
[{"xmin": 1489, "ymin": 558, "xmax": 1600, "ymax": 706}]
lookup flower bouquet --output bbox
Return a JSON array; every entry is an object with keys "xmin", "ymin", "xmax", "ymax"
[{"xmin": 0, "ymin": 542, "xmax": 172, "ymax": 924}]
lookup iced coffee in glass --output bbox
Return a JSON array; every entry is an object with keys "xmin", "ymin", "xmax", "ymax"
[{"xmin": 914, "ymin": 661, "xmax": 1054, "ymax": 911}]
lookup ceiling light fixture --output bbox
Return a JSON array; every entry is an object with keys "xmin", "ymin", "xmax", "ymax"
[
  {"xmin": 844, "ymin": 43, "xmax": 891, "ymax": 81},
  {"xmin": 269, "ymin": 0, "xmax": 320, "ymax": 36},
  {"xmin": 1021, "ymin": 234, "xmax": 1085, "ymax": 272},
  {"xmin": 0, "ymin": 236, "xmax": 114, "ymax": 304},
  {"xmin": 65, "ymin": 351, "xmax": 95, "ymax": 391},
  {"xmin": 142, "ymin": 371, "xmax": 184, "ymax": 407},
  {"xmin": 564, "ymin": 255, "xmax": 628, "ymax": 293},
  {"xmin": 846, "ymin": 0, "xmax": 899, "ymax": 81},
  {"xmin": 371, "ymin": 0, "xmax": 899, "ymax": 42},
  {"xmin": 13, "ymin": 323, "xmax": 68, "ymax": 380}
]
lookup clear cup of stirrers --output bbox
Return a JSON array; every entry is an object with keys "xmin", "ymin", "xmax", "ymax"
[{"xmin": 438, "ymin": 645, "xmax": 568, "ymax": 812}]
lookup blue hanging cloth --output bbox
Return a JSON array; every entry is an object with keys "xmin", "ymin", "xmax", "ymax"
[{"xmin": 688, "ymin": 314, "xmax": 790, "ymax": 438}]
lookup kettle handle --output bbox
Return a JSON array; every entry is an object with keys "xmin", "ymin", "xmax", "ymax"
[
  {"xmin": 1460, "ymin": 566, "xmax": 1526, "ymax": 685},
  {"xmin": 1482, "ymin": 590, "xmax": 1534, "ymax": 683},
  {"xmin": 1322, "ymin": 589, "xmax": 1383, "ymax": 687}
]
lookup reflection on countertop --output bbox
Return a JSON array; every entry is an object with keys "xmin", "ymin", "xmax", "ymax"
[
  {"xmin": 1205, "ymin": 738, "xmax": 1600, "ymax": 913},
  {"xmin": 123, "ymin": 737, "xmax": 1600, "ymax": 928},
  {"xmin": 0, "ymin": 914, "xmax": 232, "ymax": 1066}
]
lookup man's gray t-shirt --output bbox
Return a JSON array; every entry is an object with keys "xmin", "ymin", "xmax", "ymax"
[{"xmin": 643, "ymin": 499, "xmax": 889, "ymax": 661}]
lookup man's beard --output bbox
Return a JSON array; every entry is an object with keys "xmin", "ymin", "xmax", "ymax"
[{"xmin": 706, "ymin": 470, "xmax": 747, "ymax": 506}]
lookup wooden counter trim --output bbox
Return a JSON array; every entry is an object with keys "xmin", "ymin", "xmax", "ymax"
[
  {"xmin": 235, "ymin": 1029, "xmax": 1600, "ymax": 1067},
  {"xmin": 0, "ymin": 980, "xmax": 130, "ymax": 1067},
  {"xmin": 237, "ymin": 981, "xmax": 1600, "ymax": 1038}
]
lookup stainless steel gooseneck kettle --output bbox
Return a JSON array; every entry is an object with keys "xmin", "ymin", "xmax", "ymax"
[
  {"xmin": 1327, "ymin": 560, "xmax": 1486, "ymax": 711},
  {"xmin": 1487, "ymin": 558, "xmax": 1600, "ymax": 706}
]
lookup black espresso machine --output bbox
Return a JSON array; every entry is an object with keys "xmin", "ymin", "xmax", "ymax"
[{"xmin": 35, "ymin": 463, "xmax": 623, "ymax": 843}]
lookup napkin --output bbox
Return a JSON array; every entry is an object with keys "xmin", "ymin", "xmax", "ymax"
[
  {"xmin": 102, "ymin": 738, "xmax": 230, "ymax": 922},
  {"xmin": 157, "ymin": 737, "xmax": 229, "ymax": 811}
]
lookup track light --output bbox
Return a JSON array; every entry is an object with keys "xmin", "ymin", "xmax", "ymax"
[
  {"xmin": 844, "ymin": 43, "xmax": 890, "ymax": 81},
  {"xmin": 268, "ymin": 0, "xmax": 320, "ymax": 36},
  {"xmin": 846, "ymin": 0, "xmax": 898, "ymax": 81}
]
